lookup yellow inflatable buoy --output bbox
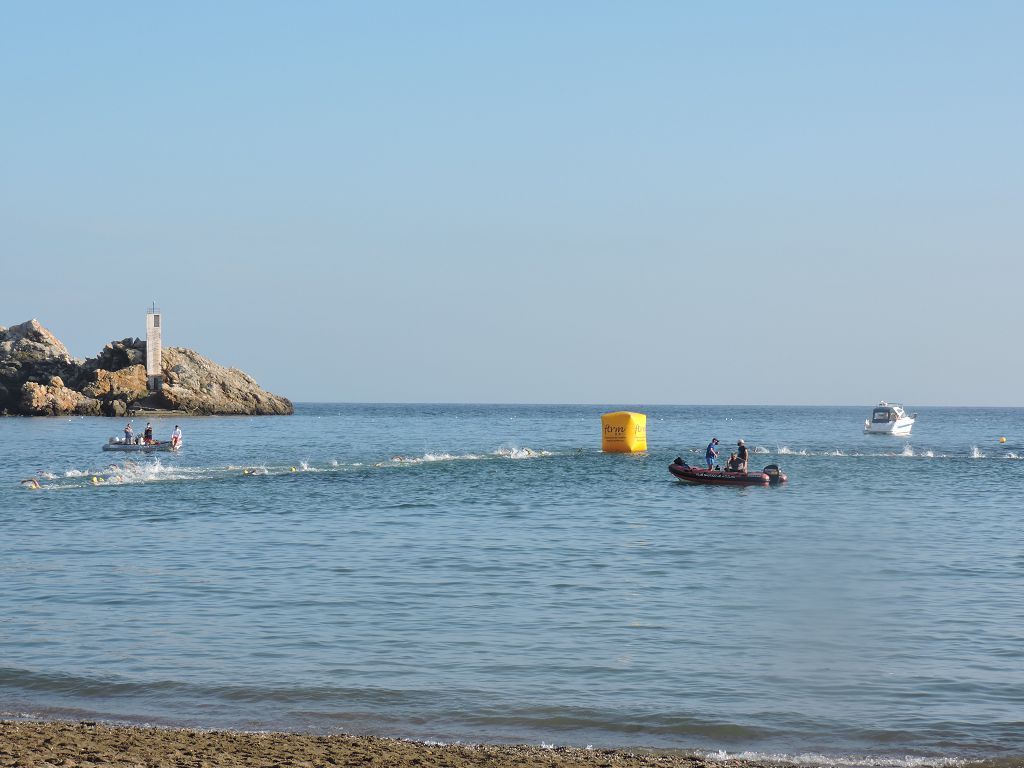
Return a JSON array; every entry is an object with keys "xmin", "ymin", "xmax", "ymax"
[
  {"xmin": 601, "ymin": 412, "xmax": 648, "ymax": 453},
  {"xmin": 1000, "ymin": 437, "xmax": 1007, "ymax": 443}
]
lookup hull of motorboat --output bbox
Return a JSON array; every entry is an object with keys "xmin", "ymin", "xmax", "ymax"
[
  {"xmin": 102, "ymin": 441, "xmax": 178, "ymax": 452},
  {"xmin": 864, "ymin": 418, "xmax": 914, "ymax": 435},
  {"xmin": 669, "ymin": 459, "xmax": 787, "ymax": 486}
]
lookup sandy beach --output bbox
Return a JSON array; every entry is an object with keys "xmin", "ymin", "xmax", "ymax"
[{"xmin": 0, "ymin": 720, "xmax": 858, "ymax": 768}]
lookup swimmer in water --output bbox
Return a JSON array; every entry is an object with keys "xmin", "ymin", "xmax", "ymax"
[{"xmin": 21, "ymin": 478, "xmax": 41, "ymax": 489}]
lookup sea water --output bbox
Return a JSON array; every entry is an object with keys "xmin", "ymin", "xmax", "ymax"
[{"xmin": 1, "ymin": 404, "xmax": 1022, "ymax": 764}]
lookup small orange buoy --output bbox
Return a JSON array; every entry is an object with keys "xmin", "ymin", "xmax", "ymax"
[{"xmin": 999, "ymin": 437, "xmax": 1007, "ymax": 443}]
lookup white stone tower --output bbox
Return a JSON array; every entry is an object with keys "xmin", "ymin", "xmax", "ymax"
[{"xmin": 146, "ymin": 302, "xmax": 163, "ymax": 391}]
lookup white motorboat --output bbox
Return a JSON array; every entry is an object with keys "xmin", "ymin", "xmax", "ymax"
[
  {"xmin": 102, "ymin": 437, "xmax": 180, "ymax": 452},
  {"xmin": 864, "ymin": 402, "xmax": 916, "ymax": 435}
]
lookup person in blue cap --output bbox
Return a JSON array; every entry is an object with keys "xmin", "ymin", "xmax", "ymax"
[{"xmin": 705, "ymin": 437, "xmax": 720, "ymax": 469}]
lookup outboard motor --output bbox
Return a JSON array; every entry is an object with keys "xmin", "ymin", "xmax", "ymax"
[
  {"xmin": 762, "ymin": 464, "xmax": 786, "ymax": 485},
  {"xmin": 673, "ymin": 456, "xmax": 687, "ymax": 467}
]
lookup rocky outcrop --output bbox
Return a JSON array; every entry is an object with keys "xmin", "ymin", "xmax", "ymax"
[
  {"xmin": 0, "ymin": 320, "xmax": 81, "ymax": 414},
  {"xmin": 20, "ymin": 378, "xmax": 102, "ymax": 416},
  {"xmin": 75, "ymin": 364, "xmax": 149, "ymax": 417},
  {"xmin": 153, "ymin": 348, "xmax": 293, "ymax": 415},
  {"xmin": 0, "ymin": 320, "xmax": 74, "ymax": 366},
  {"xmin": 80, "ymin": 365, "xmax": 149, "ymax": 402},
  {"xmin": 0, "ymin": 320, "xmax": 293, "ymax": 417},
  {"xmin": 83, "ymin": 337, "xmax": 146, "ymax": 373}
]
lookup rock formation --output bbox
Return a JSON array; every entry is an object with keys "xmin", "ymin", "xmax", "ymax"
[
  {"xmin": 20, "ymin": 376, "xmax": 102, "ymax": 416},
  {"xmin": 154, "ymin": 348, "xmax": 294, "ymax": 416},
  {"xmin": 0, "ymin": 319, "xmax": 293, "ymax": 417}
]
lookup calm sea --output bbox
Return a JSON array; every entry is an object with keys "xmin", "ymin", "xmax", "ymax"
[{"xmin": 1, "ymin": 404, "xmax": 1022, "ymax": 765}]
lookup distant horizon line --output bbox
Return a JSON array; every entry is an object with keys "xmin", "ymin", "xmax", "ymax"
[{"xmin": 287, "ymin": 401, "xmax": 1024, "ymax": 409}]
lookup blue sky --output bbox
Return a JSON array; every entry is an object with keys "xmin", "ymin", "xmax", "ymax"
[{"xmin": 2, "ymin": 2, "xmax": 1021, "ymax": 405}]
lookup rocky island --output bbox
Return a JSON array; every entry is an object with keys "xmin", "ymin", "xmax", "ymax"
[{"xmin": 0, "ymin": 319, "xmax": 293, "ymax": 416}]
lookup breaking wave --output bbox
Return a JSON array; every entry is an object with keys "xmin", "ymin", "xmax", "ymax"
[{"xmin": 702, "ymin": 750, "xmax": 969, "ymax": 768}]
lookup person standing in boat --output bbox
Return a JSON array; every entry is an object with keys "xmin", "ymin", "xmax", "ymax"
[
  {"xmin": 705, "ymin": 437, "xmax": 719, "ymax": 469},
  {"xmin": 171, "ymin": 425, "xmax": 182, "ymax": 450},
  {"xmin": 123, "ymin": 421, "xmax": 134, "ymax": 445},
  {"xmin": 143, "ymin": 422, "xmax": 153, "ymax": 444},
  {"xmin": 737, "ymin": 439, "xmax": 749, "ymax": 472}
]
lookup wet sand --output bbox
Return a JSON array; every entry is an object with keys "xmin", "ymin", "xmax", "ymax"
[
  {"xmin": 1, "ymin": 720, "xmax": 1003, "ymax": 768},
  {"xmin": 0, "ymin": 720, "xmax": 714, "ymax": 768}
]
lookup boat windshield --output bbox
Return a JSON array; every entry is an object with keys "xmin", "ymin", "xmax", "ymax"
[{"xmin": 872, "ymin": 408, "xmax": 897, "ymax": 423}]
